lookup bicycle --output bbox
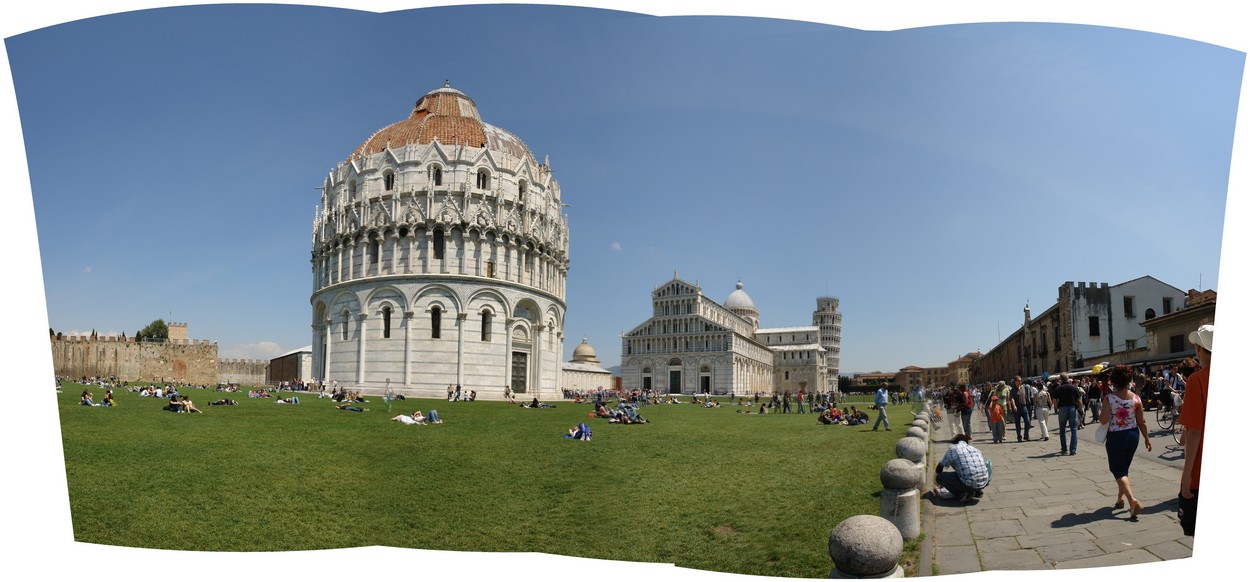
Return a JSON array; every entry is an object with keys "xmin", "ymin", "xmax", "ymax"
[
  {"xmin": 1155, "ymin": 396, "xmax": 1177, "ymax": 431},
  {"xmin": 1169, "ymin": 393, "xmax": 1185, "ymax": 445}
]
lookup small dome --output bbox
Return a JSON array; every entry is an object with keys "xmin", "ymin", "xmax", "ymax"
[
  {"xmin": 724, "ymin": 281, "xmax": 757, "ymax": 312},
  {"xmin": 348, "ymin": 82, "xmax": 537, "ymax": 165},
  {"xmin": 571, "ymin": 337, "xmax": 600, "ymax": 364}
]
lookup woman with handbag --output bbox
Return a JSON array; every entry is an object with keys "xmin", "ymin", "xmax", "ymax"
[{"xmin": 1099, "ymin": 365, "xmax": 1153, "ymax": 518}]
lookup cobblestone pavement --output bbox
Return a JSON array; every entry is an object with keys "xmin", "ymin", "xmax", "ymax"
[{"xmin": 922, "ymin": 410, "xmax": 1192, "ymax": 575}]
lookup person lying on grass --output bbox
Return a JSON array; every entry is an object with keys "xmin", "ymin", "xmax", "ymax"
[
  {"xmin": 392, "ymin": 411, "xmax": 426, "ymax": 425},
  {"xmin": 336, "ymin": 404, "xmax": 367, "ymax": 412},
  {"xmin": 208, "ymin": 399, "xmax": 237, "ymax": 406},
  {"xmin": 275, "ymin": 396, "xmax": 300, "ymax": 404},
  {"xmin": 522, "ymin": 398, "xmax": 556, "ymax": 408},
  {"xmin": 563, "ymin": 422, "xmax": 592, "ymax": 440}
]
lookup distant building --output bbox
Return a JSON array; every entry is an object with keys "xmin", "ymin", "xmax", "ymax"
[
  {"xmin": 560, "ymin": 338, "xmax": 613, "ymax": 393},
  {"xmin": 1139, "ymin": 289, "xmax": 1216, "ymax": 365},
  {"xmin": 619, "ymin": 276, "xmax": 831, "ymax": 395},
  {"xmin": 269, "ymin": 345, "xmax": 314, "ymax": 384},
  {"xmin": 972, "ymin": 276, "xmax": 1185, "ymax": 382},
  {"xmin": 813, "ymin": 296, "xmax": 842, "ymax": 391}
]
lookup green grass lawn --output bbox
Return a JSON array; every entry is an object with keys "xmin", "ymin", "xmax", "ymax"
[{"xmin": 58, "ymin": 384, "xmax": 919, "ymax": 578}]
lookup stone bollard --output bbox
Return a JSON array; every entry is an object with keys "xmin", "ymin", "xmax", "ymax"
[
  {"xmin": 880, "ymin": 458, "xmax": 924, "ymax": 540},
  {"xmin": 895, "ymin": 436, "xmax": 926, "ymax": 465},
  {"xmin": 905, "ymin": 426, "xmax": 926, "ymax": 440},
  {"xmin": 828, "ymin": 514, "xmax": 906, "ymax": 578},
  {"xmin": 910, "ymin": 418, "xmax": 928, "ymax": 432}
]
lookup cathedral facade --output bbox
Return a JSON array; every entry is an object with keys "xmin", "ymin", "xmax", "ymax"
[
  {"xmin": 309, "ymin": 84, "xmax": 569, "ymax": 399},
  {"xmin": 619, "ymin": 276, "xmax": 833, "ymax": 396}
]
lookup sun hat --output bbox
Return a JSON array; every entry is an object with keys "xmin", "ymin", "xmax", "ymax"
[{"xmin": 1188, "ymin": 324, "xmax": 1214, "ymax": 352}]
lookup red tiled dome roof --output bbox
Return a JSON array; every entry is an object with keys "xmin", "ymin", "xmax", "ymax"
[{"xmin": 349, "ymin": 84, "xmax": 536, "ymax": 165}]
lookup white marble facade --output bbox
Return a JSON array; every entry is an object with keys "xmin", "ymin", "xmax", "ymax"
[
  {"xmin": 619, "ymin": 277, "xmax": 829, "ymax": 396},
  {"xmin": 309, "ymin": 84, "xmax": 568, "ymax": 399}
]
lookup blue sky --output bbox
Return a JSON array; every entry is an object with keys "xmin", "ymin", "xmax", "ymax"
[
  {"xmin": 8, "ymin": 3, "xmax": 1241, "ymax": 375},
  {"xmin": 5, "ymin": 3, "xmax": 1249, "ymax": 581}
]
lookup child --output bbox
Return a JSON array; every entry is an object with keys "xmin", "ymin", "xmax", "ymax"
[{"xmin": 987, "ymin": 395, "xmax": 1006, "ymax": 443}]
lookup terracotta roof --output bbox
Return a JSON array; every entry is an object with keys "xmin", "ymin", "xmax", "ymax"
[{"xmin": 348, "ymin": 85, "xmax": 536, "ymax": 165}]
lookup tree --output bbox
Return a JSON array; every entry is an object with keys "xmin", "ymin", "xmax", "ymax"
[{"xmin": 135, "ymin": 319, "xmax": 169, "ymax": 343}]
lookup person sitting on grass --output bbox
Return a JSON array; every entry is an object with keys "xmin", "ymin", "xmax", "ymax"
[
  {"xmin": 181, "ymin": 396, "xmax": 203, "ymax": 414},
  {"xmin": 100, "ymin": 393, "xmax": 116, "ymax": 407},
  {"xmin": 164, "ymin": 394, "xmax": 184, "ymax": 412},
  {"xmin": 335, "ymin": 404, "xmax": 367, "ymax": 412},
  {"xmin": 80, "ymin": 389, "xmax": 95, "ymax": 406}
]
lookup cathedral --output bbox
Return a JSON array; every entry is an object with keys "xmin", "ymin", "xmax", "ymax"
[
  {"xmin": 619, "ymin": 276, "xmax": 841, "ymax": 396},
  {"xmin": 309, "ymin": 83, "xmax": 569, "ymax": 399}
]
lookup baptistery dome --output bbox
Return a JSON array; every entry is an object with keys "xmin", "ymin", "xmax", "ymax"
[
  {"xmin": 309, "ymin": 83, "xmax": 569, "ymax": 400},
  {"xmin": 349, "ymin": 83, "xmax": 537, "ymax": 165}
]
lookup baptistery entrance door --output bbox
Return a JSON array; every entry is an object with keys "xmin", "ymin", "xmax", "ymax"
[
  {"xmin": 511, "ymin": 351, "xmax": 528, "ymax": 393},
  {"xmin": 669, "ymin": 370, "xmax": 682, "ymax": 394}
]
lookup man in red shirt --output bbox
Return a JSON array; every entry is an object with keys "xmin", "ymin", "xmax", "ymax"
[{"xmin": 1178, "ymin": 324, "xmax": 1212, "ymax": 536}]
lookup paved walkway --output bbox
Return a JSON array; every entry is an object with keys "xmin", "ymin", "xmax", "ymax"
[{"xmin": 921, "ymin": 409, "xmax": 1193, "ymax": 574}]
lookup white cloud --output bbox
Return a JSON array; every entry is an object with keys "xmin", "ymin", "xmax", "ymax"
[
  {"xmin": 220, "ymin": 341, "xmax": 284, "ymax": 360},
  {"xmin": 611, "ymin": 242, "xmax": 622, "ymax": 251}
]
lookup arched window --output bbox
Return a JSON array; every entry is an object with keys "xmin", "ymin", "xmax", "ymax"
[
  {"xmin": 431, "ymin": 307, "xmax": 442, "ymax": 339},
  {"xmin": 433, "ymin": 230, "xmax": 445, "ymax": 260},
  {"xmin": 369, "ymin": 238, "xmax": 380, "ymax": 266},
  {"xmin": 383, "ymin": 170, "xmax": 395, "ymax": 191},
  {"xmin": 432, "ymin": 166, "xmax": 443, "ymax": 186},
  {"xmin": 382, "ymin": 306, "xmax": 392, "ymax": 339},
  {"xmin": 341, "ymin": 311, "xmax": 350, "ymax": 340},
  {"xmin": 476, "ymin": 169, "xmax": 490, "ymax": 190},
  {"xmin": 347, "ymin": 180, "xmax": 358, "ymax": 199},
  {"xmin": 1145, "ymin": 308, "xmax": 1157, "ymax": 320},
  {"xmin": 481, "ymin": 311, "xmax": 492, "ymax": 342},
  {"xmin": 518, "ymin": 181, "xmax": 527, "ymax": 204}
]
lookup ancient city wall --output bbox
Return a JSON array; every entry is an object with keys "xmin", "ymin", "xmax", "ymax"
[
  {"xmin": 50, "ymin": 328, "xmax": 268, "ymax": 386},
  {"xmin": 217, "ymin": 358, "xmax": 269, "ymax": 386},
  {"xmin": 51, "ymin": 333, "xmax": 219, "ymax": 385}
]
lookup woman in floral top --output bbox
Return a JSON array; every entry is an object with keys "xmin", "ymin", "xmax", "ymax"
[{"xmin": 1099, "ymin": 365, "xmax": 1153, "ymax": 518}]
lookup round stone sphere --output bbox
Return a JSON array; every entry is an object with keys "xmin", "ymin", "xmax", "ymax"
[
  {"xmin": 915, "ymin": 412, "xmax": 930, "ymax": 422},
  {"xmin": 905, "ymin": 426, "xmax": 927, "ymax": 440},
  {"xmin": 828, "ymin": 515, "xmax": 905, "ymax": 576},
  {"xmin": 911, "ymin": 419, "xmax": 929, "ymax": 430},
  {"xmin": 895, "ymin": 436, "xmax": 926, "ymax": 463},
  {"xmin": 880, "ymin": 457, "xmax": 925, "ymax": 489}
]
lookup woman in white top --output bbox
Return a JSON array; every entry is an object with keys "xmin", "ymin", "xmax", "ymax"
[{"xmin": 1099, "ymin": 365, "xmax": 1153, "ymax": 518}]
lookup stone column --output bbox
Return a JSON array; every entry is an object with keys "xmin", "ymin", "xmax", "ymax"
[
  {"xmin": 455, "ymin": 312, "xmax": 468, "ymax": 387},
  {"xmin": 389, "ymin": 231, "xmax": 399, "ymax": 275},
  {"xmin": 406, "ymin": 231, "xmax": 415, "ymax": 274},
  {"xmin": 347, "ymin": 240, "xmax": 356, "ymax": 281},
  {"xmin": 356, "ymin": 312, "xmax": 367, "ymax": 385},
  {"xmin": 827, "ymin": 515, "xmax": 905, "ymax": 578},
  {"xmin": 504, "ymin": 318, "xmax": 515, "ymax": 391},
  {"xmin": 403, "ymin": 310, "xmax": 413, "ymax": 387},
  {"xmin": 533, "ymin": 324, "xmax": 545, "ymax": 397}
]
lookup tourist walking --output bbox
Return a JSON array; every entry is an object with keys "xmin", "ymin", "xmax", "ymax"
[
  {"xmin": 1099, "ymin": 364, "xmax": 1152, "ymax": 518},
  {"xmin": 1054, "ymin": 373, "xmax": 1083, "ymax": 455},
  {"xmin": 1009, "ymin": 376, "xmax": 1032, "ymax": 441},
  {"xmin": 959, "ymin": 384, "xmax": 975, "ymax": 439},
  {"xmin": 872, "ymin": 384, "xmax": 891, "ymax": 431},
  {"xmin": 1034, "ymin": 382, "xmax": 1052, "ymax": 441},
  {"xmin": 1179, "ymin": 324, "xmax": 1212, "ymax": 536}
]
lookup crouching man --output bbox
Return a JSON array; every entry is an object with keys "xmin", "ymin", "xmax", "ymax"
[{"xmin": 935, "ymin": 434, "xmax": 991, "ymax": 502}]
